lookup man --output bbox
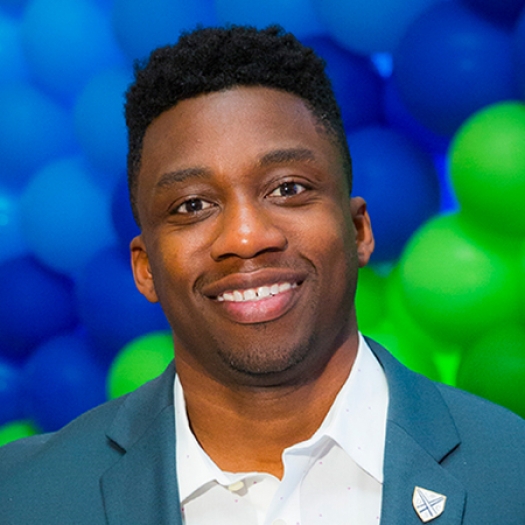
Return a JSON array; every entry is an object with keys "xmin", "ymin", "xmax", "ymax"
[{"xmin": 1, "ymin": 26, "xmax": 524, "ymax": 525}]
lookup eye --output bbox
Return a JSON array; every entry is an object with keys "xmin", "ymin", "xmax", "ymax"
[
  {"xmin": 174, "ymin": 198, "xmax": 214, "ymax": 214},
  {"xmin": 268, "ymin": 181, "xmax": 307, "ymax": 198}
]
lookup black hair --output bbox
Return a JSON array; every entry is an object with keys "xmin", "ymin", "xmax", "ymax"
[{"xmin": 125, "ymin": 25, "xmax": 351, "ymax": 222}]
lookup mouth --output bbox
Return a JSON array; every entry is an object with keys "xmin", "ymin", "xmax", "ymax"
[
  {"xmin": 216, "ymin": 282, "xmax": 299, "ymax": 303},
  {"xmin": 201, "ymin": 270, "xmax": 306, "ymax": 324}
]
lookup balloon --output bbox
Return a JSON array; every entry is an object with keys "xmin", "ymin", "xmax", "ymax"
[
  {"xmin": 21, "ymin": 0, "xmax": 123, "ymax": 98},
  {"xmin": 394, "ymin": 2, "xmax": 518, "ymax": 136},
  {"xmin": 301, "ymin": 36, "xmax": 384, "ymax": 132},
  {"xmin": 0, "ymin": 256, "xmax": 77, "ymax": 356},
  {"xmin": 312, "ymin": 0, "xmax": 444, "ymax": 54},
  {"xmin": 385, "ymin": 265, "xmax": 463, "ymax": 386},
  {"xmin": 463, "ymin": 0, "xmax": 525, "ymax": 25},
  {"xmin": 0, "ymin": 358, "xmax": 24, "ymax": 425},
  {"xmin": 76, "ymin": 247, "xmax": 170, "ymax": 360},
  {"xmin": 457, "ymin": 325, "xmax": 525, "ymax": 419},
  {"xmin": 111, "ymin": 0, "xmax": 217, "ymax": 61},
  {"xmin": 20, "ymin": 156, "xmax": 116, "ymax": 274},
  {"xmin": 515, "ymin": 10, "xmax": 525, "ymax": 97},
  {"xmin": 383, "ymin": 76, "xmax": 449, "ymax": 156},
  {"xmin": 365, "ymin": 321, "xmax": 441, "ymax": 382},
  {"xmin": 0, "ymin": 186, "xmax": 28, "ymax": 264},
  {"xmin": 398, "ymin": 213, "xmax": 520, "ymax": 343},
  {"xmin": 355, "ymin": 266, "xmax": 386, "ymax": 333},
  {"xmin": 23, "ymin": 333, "xmax": 107, "ymax": 432},
  {"xmin": 108, "ymin": 331, "xmax": 173, "ymax": 398},
  {"xmin": 348, "ymin": 126, "xmax": 440, "ymax": 262},
  {"xmin": 111, "ymin": 176, "xmax": 140, "ymax": 255},
  {"xmin": 0, "ymin": 83, "xmax": 75, "ymax": 186},
  {"xmin": 74, "ymin": 68, "xmax": 131, "ymax": 179},
  {"xmin": 0, "ymin": 11, "xmax": 28, "ymax": 84},
  {"xmin": 216, "ymin": 0, "xmax": 324, "ymax": 40},
  {"xmin": 0, "ymin": 420, "xmax": 39, "ymax": 448},
  {"xmin": 449, "ymin": 102, "xmax": 525, "ymax": 235}
]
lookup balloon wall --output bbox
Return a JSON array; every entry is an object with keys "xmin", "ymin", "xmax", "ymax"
[{"xmin": 1, "ymin": 0, "xmax": 525, "ymax": 446}]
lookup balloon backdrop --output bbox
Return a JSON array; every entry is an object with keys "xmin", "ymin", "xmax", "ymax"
[
  {"xmin": 0, "ymin": 0, "xmax": 524, "ymax": 443},
  {"xmin": 457, "ymin": 325, "xmax": 525, "ymax": 419},
  {"xmin": 75, "ymin": 247, "xmax": 170, "ymax": 361},
  {"xmin": 23, "ymin": 332, "xmax": 107, "ymax": 431},
  {"xmin": 348, "ymin": 126, "xmax": 440, "ymax": 261},
  {"xmin": 394, "ymin": 2, "xmax": 518, "ymax": 136},
  {"xmin": 108, "ymin": 331, "xmax": 173, "ymax": 399},
  {"xmin": 216, "ymin": 0, "xmax": 323, "ymax": 40},
  {"xmin": 312, "ymin": 0, "xmax": 443, "ymax": 54},
  {"xmin": 450, "ymin": 102, "xmax": 525, "ymax": 235},
  {"xmin": 20, "ymin": 156, "xmax": 116, "ymax": 274}
]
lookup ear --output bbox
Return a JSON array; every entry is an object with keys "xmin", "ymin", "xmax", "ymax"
[
  {"xmin": 350, "ymin": 197, "xmax": 375, "ymax": 268},
  {"xmin": 130, "ymin": 235, "xmax": 159, "ymax": 303}
]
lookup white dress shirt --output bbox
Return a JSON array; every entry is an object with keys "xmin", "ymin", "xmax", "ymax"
[{"xmin": 174, "ymin": 334, "xmax": 389, "ymax": 525}]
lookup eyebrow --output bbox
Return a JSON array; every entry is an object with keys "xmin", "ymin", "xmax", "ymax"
[
  {"xmin": 155, "ymin": 166, "xmax": 212, "ymax": 190},
  {"xmin": 257, "ymin": 148, "xmax": 317, "ymax": 167}
]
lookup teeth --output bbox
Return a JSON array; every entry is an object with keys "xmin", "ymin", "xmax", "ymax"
[{"xmin": 217, "ymin": 282, "xmax": 298, "ymax": 302}]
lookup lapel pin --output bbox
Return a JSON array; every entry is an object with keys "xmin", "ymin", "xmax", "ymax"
[{"xmin": 412, "ymin": 486, "xmax": 447, "ymax": 523}]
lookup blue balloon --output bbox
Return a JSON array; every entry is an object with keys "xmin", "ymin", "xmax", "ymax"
[
  {"xmin": 112, "ymin": 0, "xmax": 217, "ymax": 61},
  {"xmin": 348, "ymin": 126, "xmax": 440, "ymax": 262},
  {"xmin": 216, "ymin": 0, "xmax": 324, "ymax": 39},
  {"xmin": 21, "ymin": 0, "xmax": 124, "ymax": 98},
  {"xmin": 0, "ymin": 186, "xmax": 28, "ymax": 264},
  {"xmin": 0, "ymin": 357, "xmax": 25, "ymax": 425},
  {"xmin": 23, "ymin": 332, "xmax": 107, "ymax": 432},
  {"xmin": 0, "ymin": 83, "xmax": 75, "ymax": 186},
  {"xmin": 20, "ymin": 157, "xmax": 116, "ymax": 274},
  {"xmin": 394, "ymin": 2, "xmax": 519, "ymax": 137},
  {"xmin": 74, "ymin": 68, "xmax": 131, "ymax": 179},
  {"xmin": 302, "ymin": 36, "xmax": 384, "ymax": 131},
  {"xmin": 76, "ymin": 247, "xmax": 170, "ymax": 360},
  {"xmin": 515, "ymin": 9, "xmax": 525, "ymax": 98},
  {"xmin": 111, "ymin": 176, "xmax": 140, "ymax": 255},
  {"xmin": 0, "ymin": 256, "xmax": 77, "ymax": 356},
  {"xmin": 383, "ymin": 76, "xmax": 449, "ymax": 156},
  {"xmin": 0, "ymin": 12, "xmax": 28, "ymax": 84},
  {"xmin": 312, "ymin": 0, "xmax": 443, "ymax": 54},
  {"xmin": 463, "ymin": 0, "xmax": 525, "ymax": 25}
]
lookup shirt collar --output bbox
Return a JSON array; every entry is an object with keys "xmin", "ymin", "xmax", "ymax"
[{"xmin": 174, "ymin": 333, "xmax": 389, "ymax": 501}]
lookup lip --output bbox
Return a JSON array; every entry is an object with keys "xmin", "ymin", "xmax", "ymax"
[{"xmin": 200, "ymin": 268, "xmax": 307, "ymax": 324}]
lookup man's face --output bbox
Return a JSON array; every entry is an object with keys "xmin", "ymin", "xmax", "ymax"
[{"xmin": 131, "ymin": 87, "xmax": 373, "ymax": 385}]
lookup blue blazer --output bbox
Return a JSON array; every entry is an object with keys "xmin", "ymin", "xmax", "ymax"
[{"xmin": 1, "ymin": 340, "xmax": 525, "ymax": 524}]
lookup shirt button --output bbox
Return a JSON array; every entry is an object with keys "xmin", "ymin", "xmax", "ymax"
[
  {"xmin": 227, "ymin": 480, "xmax": 245, "ymax": 492},
  {"xmin": 273, "ymin": 520, "xmax": 287, "ymax": 525}
]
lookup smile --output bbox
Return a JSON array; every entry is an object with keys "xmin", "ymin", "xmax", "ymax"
[{"xmin": 216, "ymin": 282, "xmax": 299, "ymax": 302}]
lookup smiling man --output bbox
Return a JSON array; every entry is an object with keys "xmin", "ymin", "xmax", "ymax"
[{"xmin": 1, "ymin": 25, "xmax": 525, "ymax": 525}]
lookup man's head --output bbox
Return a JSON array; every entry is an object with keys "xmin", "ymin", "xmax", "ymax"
[
  {"xmin": 125, "ymin": 25, "xmax": 352, "ymax": 224},
  {"xmin": 126, "ymin": 26, "xmax": 374, "ymax": 387}
]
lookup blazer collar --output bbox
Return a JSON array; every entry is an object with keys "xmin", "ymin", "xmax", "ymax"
[
  {"xmin": 101, "ymin": 362, "xmax": 183, "ymax": 525},
  {"xmin": 367, "ymin": 338, "xmax": 466, "ymax": 525}
]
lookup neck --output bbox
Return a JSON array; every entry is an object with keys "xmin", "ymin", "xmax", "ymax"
[{"xmin": 176, "ymin": 333, "xmax": 359, "ymax": 479}]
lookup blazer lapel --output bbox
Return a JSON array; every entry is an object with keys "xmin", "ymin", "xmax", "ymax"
[
  {"xmin": 100, "ymin": 363, "xmax": 183, "ymax": 525},
  {"xmin": 367, "ymin": 339, "xmax": 466, "ymax": 525}
]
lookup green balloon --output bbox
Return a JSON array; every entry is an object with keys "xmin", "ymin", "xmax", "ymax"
[
  {"xmin": 366, "ymin": 320, "xmax": 440, "ymax": 382},
  {"xmin": 399, "ymin": 213, "xmax": 519, "ymax": 343},
  {"xmin": 108, "ymin": 331, "xmax": 174, "ymax": 399},
  {"xmin": 384, "ymin": 266, "xmax": 462, "ymax": 386},
  {"xmin": 457, "ymin": 325, "xmax": 525, "ymax": 419},
  {"xmin": 0, "ymin": 420, "xmax": 39, "ymax": 447},
  {"xmin": 450, "ymin": 102, "xmax": 525, "ymax": 235},
  {"xmin": 355, "ymin": 266, "xmax": 386, "ymax": 333}
]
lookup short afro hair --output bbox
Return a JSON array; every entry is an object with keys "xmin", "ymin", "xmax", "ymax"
[{"xmin": 125, "ymin": 25, "xmax": 352, "ymax": 222}]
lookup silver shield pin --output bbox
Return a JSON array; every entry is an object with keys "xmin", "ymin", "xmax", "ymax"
[{"xmin": 412, "ymin": 486, "xmax": 447, "ymax": 522}]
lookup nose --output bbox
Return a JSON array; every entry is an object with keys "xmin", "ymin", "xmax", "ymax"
[{"xmin": 210, "ymin": 200, "xmax": 287, "ymax": 261}]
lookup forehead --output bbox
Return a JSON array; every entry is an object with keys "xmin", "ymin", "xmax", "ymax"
[{"xmin": 137, "ymin": 87, "xmax": 344, "ymax": 195}]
